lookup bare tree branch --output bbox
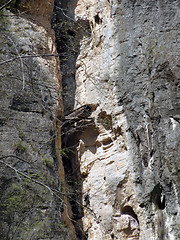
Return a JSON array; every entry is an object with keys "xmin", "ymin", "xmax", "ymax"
[
  {"xmin": 0, "ymin": 0, "xmax": 14, "ymax": 10},
  {"xmin": 0, "ymin": 159, "xmax": 62, "ymax": 200},
  {"xmin": 0, "ymin": 155, "xmax": 30, "ymax": 164},
  {"xmin": 0, "ymin": 53, "xmax": 60, "ymax": 65},
  {"xmin": 7, "ymin": 36, "xmax": 26, "ymax": 89},
  {"xmin": 49, "ymin": 1, "xmax": 91, "ymax": 35}
]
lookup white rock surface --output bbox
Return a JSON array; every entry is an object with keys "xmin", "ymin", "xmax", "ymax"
[
  {"xmin": 59, "ymin": 0, "xmax": 180, "ymax": 239},
  {"xmin": 52, "ymin": 0, "xmax": 180, "ymax": 239}
]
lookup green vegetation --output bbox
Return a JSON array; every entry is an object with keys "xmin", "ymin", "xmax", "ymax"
[
  {"xmin": 17, "ymin": 127, "xmax": 26, "ymax": 139},
  {"xmin": 27, "ymin": 171, "xmax": 44, "ymax": 181},
  {"xmin": 0, "ymin": 173, "xmax": 66, "ymax": 239},
  {"xmin": 42, "ymin": 155, "xmax": 54, "ymax": 168},
  {"xmin": 12, "ymin": 140, "xmax": 28, "ymax": 154},
  {"xmin": 60, "ymin": 148, "xmax": 74, "ymax": 158}
]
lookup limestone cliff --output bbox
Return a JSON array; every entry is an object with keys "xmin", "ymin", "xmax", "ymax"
[
  {"xmin": 54, "ymin": 0, "xmax": 180, "ymax": 239},
  {"xmin": 1, "ymin": 0, "xmax": 180, "ymax": 240}
]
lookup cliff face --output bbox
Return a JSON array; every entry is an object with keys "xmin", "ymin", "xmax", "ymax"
[
  {"xmin": 54, "ymin": 0, "xmax": 180, "ymax": 239},
  {"xmin": 1, "ymin": 0, "xmax": 180, "ymax": 240},
  {"xmin": 0, "ymin": 1, "xmax": 71, "ymax": 239}
]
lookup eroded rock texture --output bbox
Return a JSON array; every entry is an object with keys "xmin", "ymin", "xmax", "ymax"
[
  {"xmin": 0, "ymin": 1, "xmax": 71, "ymax": 239},
  {"xmin": 1, "ymin": 0, "xmax": 180, "ymax": 239},
  {"xmin": 55, "ymin": 0, "xmax": 180, "ymax": 239}
]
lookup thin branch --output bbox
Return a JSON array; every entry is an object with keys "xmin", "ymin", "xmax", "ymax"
[
  {"xmin": 0, "ymin": 157, "xmax": 96, "ymax": 215},
  {"xmin": 0, "ymin": 160, "xmax": 53, "ymax": 193},
  {"xmin": 52, "ymin": 2, "xmax": 91, "ymax": 35},
  {"xmin": 7, "ymin": 36, "xmax": 26, "ymax": 90},
  {"xmin": 0, "ymin": 155, "xmax": 30, "ymax": 164},
  {"xmin": 0, "ymin": 0, "xmax": 14, "ymax": 10},
  {"xmin": 0, "ymin": 159, "xmax": 82, "ymax": 230},
  {"xmin": 0, "ymin": 53, "xmax": 60, "ymax": 65},
  {"xmin": 0, "ymin": 157, "xmax": 101, "ymax": 235}
]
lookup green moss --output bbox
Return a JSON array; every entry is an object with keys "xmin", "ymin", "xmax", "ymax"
[
  {"xmin": 2, "ymin": 183, "xmax": 29, "ymax": 220},
  {"xmin": 0, "ymin": 169, "xmax": 66, "ymax": 239},
  {"xmin": 42, "ymin": 155, "xmax": 54, "ymax": 168},
  {"xmin": 12, "ymin": 140, "xmax": 28, "ymax": 154},
  {"xmin": 27, "ymin": 171, "xmax": 44, "ymax": 180},
  {"xmin": 3, "ymin": 183, "xmax": 21, "ymax": 206},
  {"xmin": 17, "ymin": 127, "xmax": 26, "ymax": 139}
]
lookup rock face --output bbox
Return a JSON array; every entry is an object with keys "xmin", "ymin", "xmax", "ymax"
[
  {"xmin": 0, "ymin": 1, "xmax": 72, "ymax": 239},
  {"xmin": 1, "ymin": 0, "xmax": 180, "ymax": 239},
  {"xmin": 54, "ymin": 0, "xmax": 180, "ymax": 239}
]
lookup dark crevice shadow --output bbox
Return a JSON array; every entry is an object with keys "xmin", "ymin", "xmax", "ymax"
[
  {"xmin": 121, "ymin": 205, "xmax": 139, "ymax": 224},
  {"xmin": 151, "ymin": 184, "xmax": 165, "ymax": 210},
  {"xmin": 52, "ymin": 1, "xmax": 91, "ymax": 239},
  {"xmin": 61, "ymin": 128, "xmax": 86, "ymax": 240},
  {"xmin": 52, "ymin": 0, "xmax": 91, "ymax": 115},
  {"xmin": 61, "ymin": 106, "xmax": 95, "ymax": 239},
  {"xmin": 52, "ymin": 0, "xmax": 78, "ymax": 115}
]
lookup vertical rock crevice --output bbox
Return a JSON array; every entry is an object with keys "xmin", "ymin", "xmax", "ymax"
[{"xmin": 52, "ymin": 1, "xmax": 92, "ymax": 239}]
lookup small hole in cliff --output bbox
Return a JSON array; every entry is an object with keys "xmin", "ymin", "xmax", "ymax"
[
  {"xmin": 49, "ymin": 129, "xmax": 54, "ymax": 136},
  {"xmin": 121, "ymin": 206, "xmax": 139, "ymax": 224},
  {"xmin": 114, "ymin": 126, "xmax": 123, "ymax": 136},
  {"xmin": 151, "ymin": 184, "xmax": 165, "ymax": 210},
  {"xmin": 150, "ymin": 149, "xmax": 154, "ymax": 157},
  {"xmin": 67, "ymin": 29, "xmax": 76, "ymax": 37},
  {"xmin": 44, "ymin": 96, "xmax": 48, "ymax": 101},
  {"xmin": 84, "ymin": 193, "xmax": 90, "ymax": 206},
  {"xmin": 139, "ymin": 203, "xmax": 145, "ymax": 208},
  {"xmin": 102, "ymin": 137, "xmax": 113, "ymax": 146},
  {"xmin": 94, "ymin": 14, "xmax": 102, "ymax": 24},
  {"xmin": 98, "ymin": 111, "xmax": 112, "ymax": 130},
  {"xmin": 82, "ymin": 173, "xmax": 88, "ymax": 178},
  {"xmin": 111, "ymin": 233, "xmax": 115, "ymax": 239},
  {"xmin": 104, "ymin": 177, "xmax": 106, "ymax": 180}
]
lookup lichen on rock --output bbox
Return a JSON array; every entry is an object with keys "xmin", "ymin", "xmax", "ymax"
[{"xmin": 0, "ymin": 1, "xmax": 69, "ymax": 239}]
